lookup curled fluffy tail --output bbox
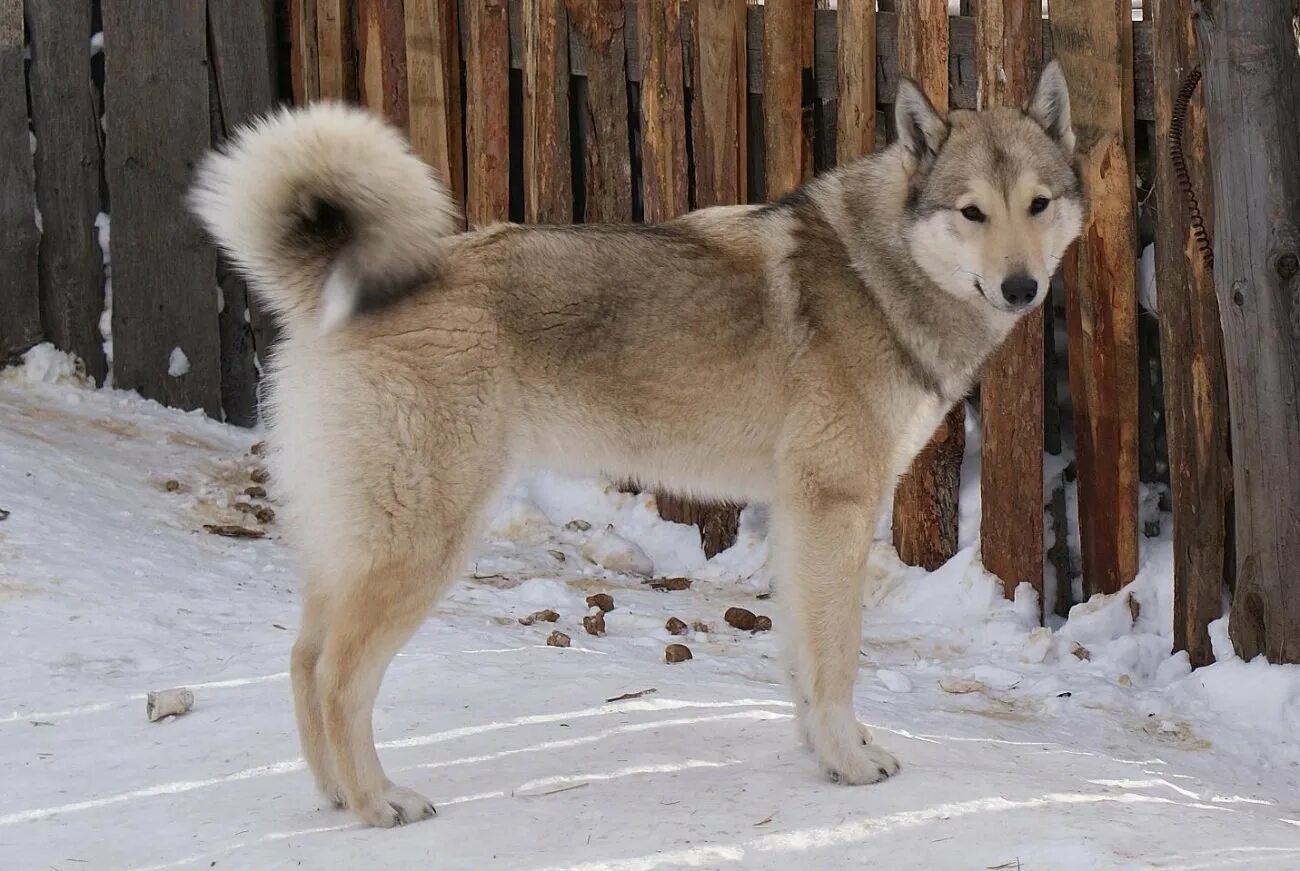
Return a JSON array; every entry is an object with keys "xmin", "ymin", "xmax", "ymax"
[{"xmin": 189, "ymin": 102, "xmax": 459, "ymax": 334}]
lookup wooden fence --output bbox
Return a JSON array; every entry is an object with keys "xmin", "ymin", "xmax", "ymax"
[{"xmin": 2, "ymin": 2, "xmax": 1237, "ymax": 665}]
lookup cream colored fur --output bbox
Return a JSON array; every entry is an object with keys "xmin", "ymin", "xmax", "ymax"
[{"xmin": 190, "ymin": 64, "xmax": 1084, "ymax": 827}]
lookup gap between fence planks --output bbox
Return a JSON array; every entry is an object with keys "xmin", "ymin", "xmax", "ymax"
[
  {"xmin": 975, "ymin": 0, "xmax": 1044, "ymax": 607},
  {"xmin": 27, "ymin": 0, "xmax": 106, "ymax": 383},
  {"xmin": 0, "ymin": 0, "xmax": 41, "ymax": 362},
  {"xmin": 1150, "ymin": 0, "xmax": 1229, "ymax": 668},
  {"xmin": 891, "ymin": 0, "xmax": 964, "ymax": 573},
  {"xmin": 104, "ymin": 0, "xmax": 222, "ymax": 417},
  {"xmin": 1050, "ymin": 1, "xmax": 1140, "ymax": 598}
]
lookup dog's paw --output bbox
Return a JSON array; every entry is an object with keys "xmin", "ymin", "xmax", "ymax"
[
  {"xmin": 804, "ymin": 709, "xmax": 900, "ymax": 785},
  {"xmin": 318, "ymin": 783, "xmax": 346, "ymax": 810},
  {"xmin": 351, "ymin": 784, "xmax": 437, "ymax": 828}
]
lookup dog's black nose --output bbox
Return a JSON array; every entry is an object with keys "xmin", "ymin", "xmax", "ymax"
[{"xmin": 1000, "ymin": 275, "xmax": 1038, "ymax": 308}]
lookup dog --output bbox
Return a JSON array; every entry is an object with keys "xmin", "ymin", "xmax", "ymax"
[{"xmin": 190, "ymin": 60, "xmax": 1084, "ymax": 828}]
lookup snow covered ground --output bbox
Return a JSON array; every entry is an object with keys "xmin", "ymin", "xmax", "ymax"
[{"xmin": 3, "ymin": 345, "xmax": 1300, "ymax": 871}]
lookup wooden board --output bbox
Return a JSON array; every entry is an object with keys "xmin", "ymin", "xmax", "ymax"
[
  {"xmin": 1050, "ymin": 0, "xmax": 1140, "ymax": 597},
  {"xmin": 360, "ymin": 0, "xmax": 409, "ymax": 131},
  {"xmin": 288, "ymin": 0, "xmax": 320, "ymax": 104},
  {"xmin": 406, "ymin": 0, "xmax": 463, "ymax": 210},
  {"xmin": 26, "ymin": 0, "xmax": 105, "ymax": 380},
  {"xmin": 835, "ymin": 0, "xmax": 876, "ymax": 161},
  {"xmin": 464, "ymin": 0, "xmax": 511, "ymax": 227},
  {"xmin": 566, "ymin": 0, "xmax": 632, "ymax": 223},
  {"xmin": 208, "ymin": 0, "xmax": 279, "ymax": 426},
  {"xmin": 0, "ymin": 0, "xmax": 42, "ymax": 362},
  {"xmin": 103, "ymin": 1, "xmax": 221, "ymax": 416},
  {"xmin": 891, "ymin": 0, "xmax": 964, "ymax": 572},
  {"xmin": 1195, "ymin": 1, "xmax": 1300, "ymax": 663},
  {"xmin": 316, "ymin": 0, "xmax": 350, "ymax": 100},
  {"xmin": 690, "ymin": 0, "xmax": 746, "ymax": 207},
  {"xmin": 522, "ymin": 0, "xmax": 572, "ymax": 223},
  {"xmin": 975, "ymin": 0, "xmax": 1044, "ymax": 607},
  {"xmin": 1151, "ymin": 0, "xmax": 1230, "ymax": 669},
  {"xmin": 637, "ymin": 0, "xmax": 688, "ymax": 221},
  {"xmin": 761, "ymin": 0, "xmax": 804, "ymax": 200}
]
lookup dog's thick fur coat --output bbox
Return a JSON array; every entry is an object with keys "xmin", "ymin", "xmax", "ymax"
[{"xmin": 190, "ymin": 64, "xmax": 1084, "ymax": 827}]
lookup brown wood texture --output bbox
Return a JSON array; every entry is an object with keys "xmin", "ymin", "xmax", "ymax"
[
  {"xmin": 288, "ymin": 0, "xmax": 320, "ymax": 104},
  {"xmin": 103, "ymin": 1, "xmax": 221, "ymax": 416},
  {"xmin": 975, "ymin": 0, "xmax": 1044, "ymax": 606},
  {"xmin": 891, "ymin": 0, "xmax": 965, "ymax": 572},
  {"xmin": 522, "ymin": 0, "xmax": 573, "ymax": 223},
  {"xmin": 637, "ymin": 0, "xmax": 689, "ymax": 222},
  {"xmin": 835, "ymin": 0, "xmax": 876, "ymax": 161},
  {"xmin": 567, "ymin": 0, "xmax": 632, "ymax": 223},
  {"xmin": 465, "ymin": 0, "xmax": 511, "ymax": 227},
  {"xmin": 208, "ymin": 0, "xmax": 279, "ymax": 426},
  {"xmin": 761, "ymin": 0, "xmax": 805, "ymax": 199},
  {"xmin": 1050, "ymin": 1, "xmax": 1140, "ymax": 598},
  {"xmin": 0, "ymin": 0, "xmax": 41, "ymax": 362},
  {"xmin": 316, "ymin": 0, "xmax": 349, "ymax": 100},
  {"xmin": 1151, "ymin": 0, "xmax": 1229, "ymax": 667},
  {"xmin": 690, "ymin": 0, "xmax": 746, "ymax": 207},
  {"xmin": 1196, "ymin": 1, "xmax": 1300, "ymax": 663},
  {"xmin": 360, "ymin": 0, "xmax": 409, "ymax": 131},
  {"xmin": 26, "ymin": 0, "xmax": 105, "ymax": 381},
  {"xmin": 406, "ymin": 0, "xmax": 463, "ymax": 210}
]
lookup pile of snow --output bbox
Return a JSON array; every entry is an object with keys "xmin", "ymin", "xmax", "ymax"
[{"xmin": 2, "ymin": 354, "xmax": 1299, "ymax": 869}]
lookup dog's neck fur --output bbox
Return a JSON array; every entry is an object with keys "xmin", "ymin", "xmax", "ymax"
[{"xmin": 807, "ymin": 148, "xmax": 1014, "ymax": 403}]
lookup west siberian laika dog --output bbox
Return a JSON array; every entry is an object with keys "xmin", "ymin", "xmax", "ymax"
[{"xmin": 190, "ymin": 62, "xmax": 1084, "ymax": 827}]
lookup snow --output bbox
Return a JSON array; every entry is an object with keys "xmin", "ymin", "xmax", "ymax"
[
  {"xmin": 167, "ymin": 347, "xmax": 191, "ymax": 378},
  {"xmin": 3, "ymin": 346, "xmax": 1300, "ymax": 870},
  {"xmin": 96, "ymin": 211, "xmax": 113, "ymax": 378}
]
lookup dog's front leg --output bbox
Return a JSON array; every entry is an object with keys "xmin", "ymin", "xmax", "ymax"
[{"xmin": 774, "ymin": 474, "xmax": 899, "ymax": 785}]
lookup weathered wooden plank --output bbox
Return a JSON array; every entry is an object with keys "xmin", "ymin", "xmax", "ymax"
[
  {"xmin": 507, "ymin": 4, "xmax": 1158, "ymax": 122},
  {"xmin": 0, "ymin": 0, "xmax": 41, "ymax": 362},
  {"xmin": 835, "ymin": 0, "xmax": 875, "ymax": 161},
  {"xmin": 690, "ymin": 0, "xmax": 746, "ymax": 207},
  {"xmin": 316, "ymin": 0, "xmax": 354, "ymax": 102},
  {"xmin": 464, "ymin": 0, "xmax": 511, "ymax": 227},
  {"xmin": 522, "ymin": 0, "xmax": 572, "ymax": 222},
  {"xmin": 406, "ymin": 0, "xmax": 463, "ymax": 210},
  {"xmin": 104, "ymin": 1, "xmax": 221, "ymax": 416},
  {"xmin": 26, "ymin": 0, "xmax": 105, "ymax": 380},
  {"xmin": 566, "ymin": 0, "xmax": 632, "ymax": 223},
  {"xmin": 1151, "ymin": 0, "xmax": 1229, "ymax": 669},
  {"xmin": 761, "ymin": 0, "xmax": 805, "ymax": 200},
  {"xmin": 288, "ymin": 0, "xmax": 320, "ymax": 104},
  {"xmin": 637, "ymin": 0, "xmax": 688, "ymax": 221},
  {"xmin": 360, "ymin": 0, "xmax": 409, "ymax": 131},
  {"xmin": 208, "ymin": 0, "xmax": 279, "ymax": 426},
  {"xmin": 891, "ymin": 0, "xmax": 964, "ymax": 572},
  {"xmin": 1051, "ymin": 0, "xmax": 1140, "ymax": 598},
  {"xmin": 976, "ymin": 0, "xmax": 1044, "ymax": 607},
  {"xmin": 1196, "ymin": 1, "xmax": 1300, "ymax": 663}
]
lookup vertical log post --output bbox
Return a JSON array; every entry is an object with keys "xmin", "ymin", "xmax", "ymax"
[
  {"xmin": 976, "ymin": 0, "xmax": 1044, "ymax": 606},
  {"xmin": 1150, "ymin": 0, "xmax": 1229, "ymax": 667},
  {"xmin": 522, "ymin": 0, "xmax": 572, "ymax": 224},
  {"xmin": 406, "ymin": 0, "xmax": 463, "ymax": 210},
  {"xmin": 1049, "ymin": 0, "xmax": 1140, "ymax": 597},
  {"xmin": 359, "ymin": 0, "xmax": 409, "ymax": 131},
  {"xmin": 566, "ymin": 0, "xmax": 632, "ymax": 224},
  {"xmin": 464, "ymin": 0, "xmax": 511, "ymax": 227},
  {"xmin": 835, "ymin": 0, "xmax": 876, "ymax": 162},
  {"xmin": 761, "ymin": 0, "xmax": 806, "ymax": 201},
  {"xmin": 1195, "ymin": 0, "xmax": 1300, "ymax": 663},
  {"xmin": 0, "ymin": 0, "xmax": 41, "ymax": 362},
  {"xmin": 892, "ymin": 0, "xmax": 964, "ymax": 571}
]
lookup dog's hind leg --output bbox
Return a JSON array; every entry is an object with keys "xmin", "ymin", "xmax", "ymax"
[
  {"xmin": 774, "ymin": 462, "xmax": 899, "ymax": 785},
  {"xmin": 291, "ymin": 588, "xmax": 342, "ymax": 806}
]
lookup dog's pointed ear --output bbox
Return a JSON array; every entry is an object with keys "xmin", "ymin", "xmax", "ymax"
[
  {"xmin": 894, "ymin": 78, "xmax": 949, "ymax": 172},
  {"xmin": 1028, "ymin": 60, "xmax": 1076, "ymax": 155}
]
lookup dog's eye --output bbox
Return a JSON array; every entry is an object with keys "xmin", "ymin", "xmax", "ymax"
[
  {"xmin": 1030, "ymin": 196, "xmax": 1051, "ymax": 215},
  {"xmin": 960, "ymin": 205, "xmax": 986, "ymax": 223}
]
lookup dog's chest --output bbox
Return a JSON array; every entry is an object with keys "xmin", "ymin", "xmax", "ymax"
[{"xmin": 890, "ymin": 394, "xmax": 954, "ymax": 481}]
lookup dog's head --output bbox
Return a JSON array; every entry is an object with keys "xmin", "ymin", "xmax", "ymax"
[{"xmin": 896, "ymin": 61, "xmax": 1085, "ymax": 320}]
